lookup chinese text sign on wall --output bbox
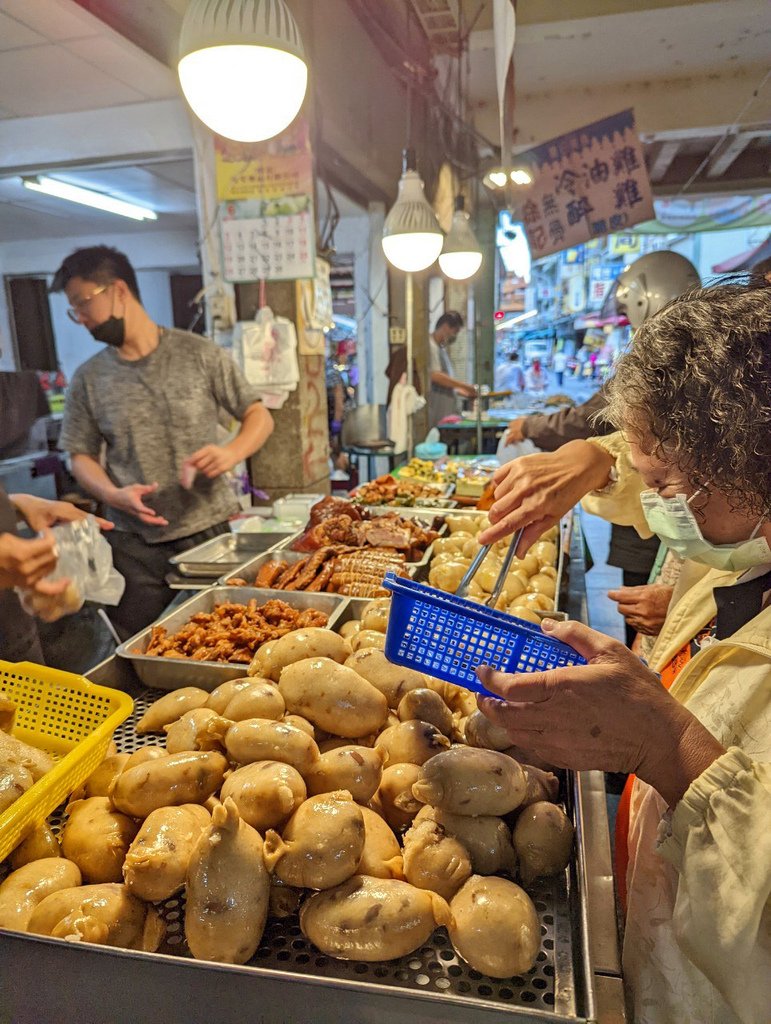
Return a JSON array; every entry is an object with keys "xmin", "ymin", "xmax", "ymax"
[
  {"xmin": 216, "ymin": 117, "xmax": 316, "ymax": 282},
  {"xmin": 517, "ymin": 110, "xmax": 654, "ymax": 261}
]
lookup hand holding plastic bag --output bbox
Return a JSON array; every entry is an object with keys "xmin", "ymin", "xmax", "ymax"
[{"xmin": 16, "ymin": 516, "xmax": 125, "ymax": 623}]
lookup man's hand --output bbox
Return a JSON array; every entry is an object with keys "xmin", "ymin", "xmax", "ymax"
[
  {"xmin": 0, "ymin": 531, "xmax": 63, "ymax": 589},
  {"xmin": 10, "ymin": 493, "xmax": 112, "ymax": 533},
  {"xmin": 608, "ymin": 584, "xmax": 674, "ymax": 636},
  {"xmin": 456, "ymin": 383, "xmax": 477, "ymax": 400},
  {"xmin": 185, "ymin": 445, "xmax": 238, "ymax": 480},
  {"xmin": 109, "ymin": 483, "xmax": 169, "ymax": 527},
  {"xmin": 477, "ymin": 440, "xmax": 615, "ymax": 551},
  {"xmin": 476, "ymin": 618, "xmax": 724, "ymax": 807},
  {"xmin": 504, "ymin": 418, "xmax": 526, "ymax": 445}
]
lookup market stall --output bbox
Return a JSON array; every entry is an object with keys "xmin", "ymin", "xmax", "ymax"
[{"xmin": 0, "ymin": 494, "xmax": 623, "ymax": 1024}]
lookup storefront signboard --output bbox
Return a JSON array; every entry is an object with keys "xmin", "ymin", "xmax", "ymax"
[
  {"xmin": 588, "ymin": 266, "xmax": 617, "ymax": 308},
  {"xmin": 516, "ymin": 109, "xmax": 654, "ymax": 260}
]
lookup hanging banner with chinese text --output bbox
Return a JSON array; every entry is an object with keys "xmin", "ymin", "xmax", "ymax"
[
  {"xmin": 516, "ymin": 110, "xmax": 654, "ymax": 260},
  {"xmin": 216, "ymin": 118, "xmax": 316, "ymax": 282}
]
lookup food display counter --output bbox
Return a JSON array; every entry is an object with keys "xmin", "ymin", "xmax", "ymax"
[{"xmin": 0, "ymin": 509, "xmax": 624, "ymax": 1024}]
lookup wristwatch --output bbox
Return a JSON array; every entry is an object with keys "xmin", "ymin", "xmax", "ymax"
[{"xmin": 594, "ymin": 462, "xmax": 619, "ymax": 494}]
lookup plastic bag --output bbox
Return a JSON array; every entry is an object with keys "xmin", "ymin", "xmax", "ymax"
[
  {"xmin": 16, "ymin": 517, "xmax": 125, "ymax": 623},
  {"xmin": 495, "ymin": 435, "xmax": 540, "ymax": 465},
  {"xmin": 233, "ymin": 308, "xmax": 300, "ymax": 391}
]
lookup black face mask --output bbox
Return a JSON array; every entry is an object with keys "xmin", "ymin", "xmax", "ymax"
[{"xmin": 89, "ymin": 316, "xmax": 125, "ymax": 347}]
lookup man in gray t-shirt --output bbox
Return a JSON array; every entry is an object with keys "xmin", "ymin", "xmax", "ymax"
[{"xmin": 53, "ymin": 245, "xmax": 273, "ymax": 640}]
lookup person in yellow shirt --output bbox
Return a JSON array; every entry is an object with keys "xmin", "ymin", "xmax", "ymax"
[{"xmin": 477, "ymin": 281, "xmax": 771, "ymax": 1024}]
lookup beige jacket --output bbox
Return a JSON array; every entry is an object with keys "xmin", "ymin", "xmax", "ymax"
[
  {"xmin": 624, "ymin": 610, "xmax": 771, "ymax": 1024},
  {"xmin": 582, "ymin": 432, "xmax": 771, "ymax": 1022}
]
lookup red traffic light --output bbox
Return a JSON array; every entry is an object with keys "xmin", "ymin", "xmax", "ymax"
[{"xmin": 494, "ymin": 310, "xmax": 505, "ymax": 321}]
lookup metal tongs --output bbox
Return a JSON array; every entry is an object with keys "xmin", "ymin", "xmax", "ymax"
[{"xmin": 455, "ymin": 527, "xmax": 525, "ymax": 607}]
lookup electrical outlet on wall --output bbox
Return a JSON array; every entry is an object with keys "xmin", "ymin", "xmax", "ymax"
[{"xmin": 209, "ymin": 288, "xmax": 235, "ymax": 329}]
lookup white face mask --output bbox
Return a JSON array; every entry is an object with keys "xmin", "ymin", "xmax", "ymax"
[{"xmin": 640, "ymin": 489, "xmax": 771, "ymax": 571}]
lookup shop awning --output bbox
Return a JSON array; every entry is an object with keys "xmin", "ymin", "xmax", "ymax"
[{"xmin": 712, "ymin": 233, "xmax": 771, "ymax": 273}]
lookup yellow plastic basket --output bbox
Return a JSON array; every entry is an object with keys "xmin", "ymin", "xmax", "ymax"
[{"xmin": 0, "ymin": 660, "xmax": 133, "ymax": 862}]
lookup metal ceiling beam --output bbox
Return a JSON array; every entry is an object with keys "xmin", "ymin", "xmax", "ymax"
[
  {"xmin": 0, "ymin": 151, "xmax": 192, "ymax": 181},
  {"xmin": 648, "ymin": 141, "xmax": 680, "ymax": 182},
  {"xmin": 651, "ymin": 144, "xmax": 771, "ymax": 197},
  {"xmin": 705, "ymin": 132, "xmax": 753, "ymax": 179}
]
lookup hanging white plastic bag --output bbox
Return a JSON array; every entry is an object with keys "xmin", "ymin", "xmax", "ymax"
[
  {"xmin": 234, "ymin": 307, "xmax": 300, "ymax": 391},
  {"xmin": 16, "ymin": 516, "xmax": 125, "ymax": 623}
]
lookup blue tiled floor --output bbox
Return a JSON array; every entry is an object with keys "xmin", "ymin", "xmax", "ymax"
[{"xmin": 580, "ymin": 511, "xmax": 625, "ymax": 644}]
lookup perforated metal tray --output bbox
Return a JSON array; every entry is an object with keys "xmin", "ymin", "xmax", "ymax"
[{"xmin": 1, "ymin": 688, "xmax": 594, "ymax": 1023}]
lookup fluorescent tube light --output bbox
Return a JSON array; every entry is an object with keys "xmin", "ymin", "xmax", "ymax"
[{"xmin": 22, "ymin": 176, "xmax": 157, "ymax": 221}]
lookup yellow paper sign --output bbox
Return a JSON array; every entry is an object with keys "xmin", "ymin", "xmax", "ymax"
[{"xmin": 215, "ymin": 117, "xmax": 313, "ymax": 202}]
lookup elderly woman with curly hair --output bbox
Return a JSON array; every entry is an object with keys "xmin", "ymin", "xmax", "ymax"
[{"xmin": 476, "ymin": 282, "xmax": 771, "ymax": 1024}]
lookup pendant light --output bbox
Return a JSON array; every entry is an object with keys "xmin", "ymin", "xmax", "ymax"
[
  {"xmin": 438, "ymin": 25, "xmax": 483, "ymax": 281},
  {"xmin": 178, "ymin": 0, "xmax": 308, "ymax": 143},
  {"xmin": 439, "ymin": 195, "xmax": 483, "ymax": 280},
  {"xmin": 381, "ymin": 149, "xmax": 444, "ymax": 273}
]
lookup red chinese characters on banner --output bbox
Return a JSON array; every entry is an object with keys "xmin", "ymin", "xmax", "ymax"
[{"xmin": 516, "ymin": 110, "xmax": 654, "ymax": 260}]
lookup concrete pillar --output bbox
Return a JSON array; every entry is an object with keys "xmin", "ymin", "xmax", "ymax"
[
  {"xmin": 190, "ymin": 120, "xmax": 329, "ymax": 501},
  {"xmin": 236, "ymin": 280, "xmax": 330, "ymax": 501},
  {"xmin": 410, "ymin": 272, "xmax": 430, "ymax": 444}
]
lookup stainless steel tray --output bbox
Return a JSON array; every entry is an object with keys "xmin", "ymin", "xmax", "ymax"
[
  {"xmin": 216, "ymin": 549, "xmax": 420, "ymax": 590},
  {"xmin": 271, "ymin": 515, "xmax": 445, "ymax": 568},
  {"xmin": 115, "ymin": 587, "xmax": 347, "ymax": 691},
  {"xmin": 0, "ymin": 685, "xmax": 596, "ymax": 1024},
  {"xmin": 168, "ymin": 532, "xmax": 291, "ymax": 578}
]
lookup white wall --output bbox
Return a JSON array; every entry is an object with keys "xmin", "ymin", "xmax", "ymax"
[{"xmin": 0, "ymin": 228, "xmax": 199, "ymax": 378}]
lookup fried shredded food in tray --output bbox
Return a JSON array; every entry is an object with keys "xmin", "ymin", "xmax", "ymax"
[{"xmin": 144, "ymin": 599, "xmax": 328, "ymax": 664}]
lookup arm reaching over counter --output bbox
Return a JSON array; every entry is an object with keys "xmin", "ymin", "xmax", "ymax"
[
  {"xmin": 477, "ymin": 439, "xmax": 616, "ymax": 553},
  {"xmin": 478, "ymin": 431, "xmax": 654, "ymax": 554}
]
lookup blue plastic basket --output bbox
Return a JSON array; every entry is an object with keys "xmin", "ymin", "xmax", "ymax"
[{"xmin": 382, "ymin": 572, "xmax": 586, "ymax": 696}]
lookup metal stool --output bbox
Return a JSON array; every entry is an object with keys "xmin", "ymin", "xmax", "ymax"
[{"xmin": 341, "ymin": 405, "xmax": 406, "ymax": 483}]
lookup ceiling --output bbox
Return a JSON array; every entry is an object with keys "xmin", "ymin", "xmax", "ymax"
[
  {"xmin": 445, "ymin": 0, "xmax": 771, "ymax": 192},
  {"xmin": 0, "ymin": 0, "xmax": 179, "ymax": 118},
  {"xmin": 465, "ymin": 0, "xmax": 770, "ymax": 105},
  {"xmin": 0, "ymin": 0, "xmax": 768, "ymax": 246},
  {"xmin": 0, "ymin": 0, "xmax": 195, "ymax": 241}
]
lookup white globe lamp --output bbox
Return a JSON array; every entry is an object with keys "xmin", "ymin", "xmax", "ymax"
[
  {"xmin": 178, "ymin": 0, "xmax": 308, "ymax": 142},
  {"xmin": 382, "ymin": 150, "xmax": 444, "ymax": 273},
  {"xmin": 439, "ymin": 196, "xmax": 483, "ymax": 281}
]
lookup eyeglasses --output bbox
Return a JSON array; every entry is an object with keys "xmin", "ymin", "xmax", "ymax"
[{"xmin": 65, "ymin": 284, "xmax": 111, "ymax": 322}]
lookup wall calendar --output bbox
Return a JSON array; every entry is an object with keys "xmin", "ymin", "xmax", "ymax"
[{"xmin": 220, "ymin": 198, "xmax": 315, "ymax": 282}]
